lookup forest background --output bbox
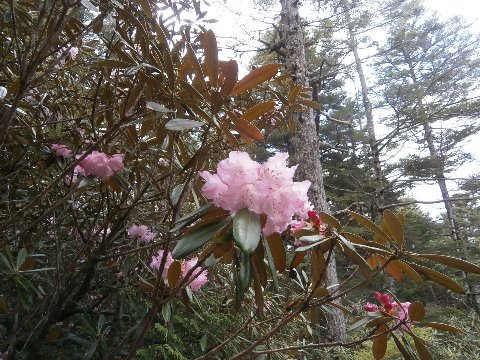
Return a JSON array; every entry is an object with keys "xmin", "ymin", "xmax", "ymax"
[{"xmin": 0, "ymin": 0, "xmax": 480, "ymax": 359}]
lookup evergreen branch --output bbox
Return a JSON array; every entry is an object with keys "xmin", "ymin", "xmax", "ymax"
[{"xmin": 381, "ymin": 196, "xmax": 480, "ymax": 210}]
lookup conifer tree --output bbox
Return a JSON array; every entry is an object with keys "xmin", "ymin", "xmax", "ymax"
[{"xmin": 376, "ymin": 1, "xmax": 480, "ymax": 312}]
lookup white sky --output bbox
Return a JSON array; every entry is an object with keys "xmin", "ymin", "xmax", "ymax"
[{"xmin": 206, "ymin": 0, "xmax": 480, "ymax": 219}]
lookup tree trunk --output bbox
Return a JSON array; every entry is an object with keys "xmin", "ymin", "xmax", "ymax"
[
  {"xmin": 404, "ymin": 50, "xmax": 479, "ymax": 313},
  {"xmin": 342, "ymin": 0, "xmax": 383, "ymax": 217},
  {"xmin": 280, "ymin": 0, "xmax": 346, "ymax": 341}
]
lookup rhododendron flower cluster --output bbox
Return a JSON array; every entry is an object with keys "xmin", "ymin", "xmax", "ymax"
[
  {"xmin": 364, "ymin": 292, "xmax": 412, "ymax": 330},
  {"xmin": 75, "ymin": 151, "xmax": 124, "ymax": 181},
  {"xmin": 127, "ymin": 224, "xmax": 156, "ymax": 244},
  {"xmin": 51, "ymin": 144, "xmax": 72, "ymax": 158},
  {"xmin": 199, "ymin": 151, "xmax": 311, "ymax": 236},
  {"xmin": 150, "ymin": 250, "xmax": 208, "ymax": 292}
]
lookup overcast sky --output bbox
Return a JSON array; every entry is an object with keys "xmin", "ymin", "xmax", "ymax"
[{"xmin": 208, "ymin": 0, "xmax": 480, "ymax": 219}]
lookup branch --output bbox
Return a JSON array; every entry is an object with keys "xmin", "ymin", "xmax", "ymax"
[
  {"xmin": 320, "ymin": 111, "xmax": 352, "ymax": 126},
  {"xmin": 380, "ymin": 196, "xmax": 480, "ymax": 210},
  {"xmin": 319, "ymin": 141, "xmax": 349, "ymax": 152},
  {"xmin": 250, "ymin": 321, "xmax": 403, "ymax": 355},
  {"xmin": 258, "ymin": 38, "xmax": 286, "ymax": 56},
  {"xmin": 195, "ymin": 314, "xmax": 256, "ymax": 360}
]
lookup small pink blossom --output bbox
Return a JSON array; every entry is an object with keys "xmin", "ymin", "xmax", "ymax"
[
  {"xmin": 366, "ymin": 292, "xmax": 413, "ymax": 330},
  {"xmin": 150, "ymin": 250, "xmax": 174, "ymax": 278},
  {"xmin": 108, "ymin": 154, "xmax": 125, "ymax": 171},
  {"xmin": 394, "ymin": 302, "xmax": 412, "ymax": 330},
  {"xmin": 56, "ymin": 46, "xmax": 78, "ymax": 67},
  {"xmin": 183, "ymin": 257, "xmax": 208, "ymax": 292},
  {"xmin": 127, "ymin": 224, "xmax": 156, "ymax": 244},
  {"xmin": 51, "ymin": 144, "xmax": 72, "ymax": 158},
  {"xmin": 374, "ymin": 291, "xmax": 394, "ymax": 311},
  {"xmin": 364, "ymin": 302, "xmax": 379, "ymax": 312},
  {"xmin": 158, "ymin": 158, "xmax": 169, "ymax": 167},
  {"xmin": 76, "ymin": 151, "xmax": 124, "ymax": 181}
]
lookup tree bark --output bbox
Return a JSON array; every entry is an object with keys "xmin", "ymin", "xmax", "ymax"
[
  {"xmin": 404, "ymin": 50, "xmax": 479, "ymax": 313},
  {"xmin": 280, "ymin": 0, "xmax": 346, "ymax": 341},
  {"xmin": 342, "ymin": 0, "xmax": 383, "ymax": 216}
]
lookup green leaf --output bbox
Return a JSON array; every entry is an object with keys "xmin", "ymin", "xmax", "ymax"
[
  {"xmin": 298, "ymin": 235, "xmax": 323, "ymax": 242},
  {"xmin": 295, "ymin": 238, "xmax": 328, "ymax": 252},
  {"xmin": 170, "ymin": 183, "xmax": 185, "ymax": 206},
  {"xmin": 162, "ymin": 302, "xmax": 172, "ymax": 322},
  {"xmin": 348, "ymin": 316, "xmax": 370, "ymax": 332},
  {"xmin": 146, "ymin": 101, "xmax": 173, "ymax": 113},
  {"xmin": 233, "ymin": 209, "xmax": 261, "ymax": 254},
  {"xmin": 172, "ymin": 219, "xmax": 229, "ymax": 259},
  {"xmin": 165, "ymin": 119, "xmax": 204, "ymax": 131},
  {"xmin": 236, "ymin": 251, "xmax": 253, "ymax": 305},
  {"xmin": 238, "ymin": 251, "xmax": 252, "ymax": 290},
  {"xmin": 264, "ymin": 237, "xmax": 279, "ymax": 291},
  {"xmin": 16, "ymin": 248, "xmax": 27, "ymax": 269},
  {"xmin": 170, "ymin": 203, "xmax": 211, "ymax": 233},
  {"xmin": 81, "ymin": 0, "xmax": 97, "ymax": 11},
  {"xmin": 200, "ymin": 334, "xmax": 208, "ymax": 352}
]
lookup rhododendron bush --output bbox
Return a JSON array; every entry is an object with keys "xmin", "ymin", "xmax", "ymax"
[{"xmin": 1, "ymin": 1, "xmax": 479, "ymax": 359}]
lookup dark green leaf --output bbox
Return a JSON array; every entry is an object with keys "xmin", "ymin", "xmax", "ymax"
[
  {"xmin": 172, "ymin": 219, "xmax": 229, "ymax": 259},
  {"xmin": 165, "ymin": 119, "xmax": 204, "ymax": 131},
  {"xmin": 146, "ymin": 101, "xmax": 173, "ymax": 113},
  {"xmin": 233, "ymin": 209, "xmax": 261, "ymax": 254}
]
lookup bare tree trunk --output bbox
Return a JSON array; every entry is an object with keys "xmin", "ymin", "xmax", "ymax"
[
  {"xmin": 342, "ymin": 0, "xmax": 383, "ymax": 217},
  {"xmin": 404, "ymin": 51, "xmax": 479, "ymax": 313},
  {"xmin": 280, "ymin": 0, "xmax": 346, "ymax": 341}
]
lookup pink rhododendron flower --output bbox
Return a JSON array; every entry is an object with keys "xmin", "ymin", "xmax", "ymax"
[
  {"xmin": 394, "ymin": 302, "xmax": 412, "ymax": 330},
  {"xmin": 290, "ymin": 220, "xmax": 306, "ymax": 234},
  {"xmin": 366, "ymin": 293, "xmax": 413, "ymax": 330},
  {"xmin": 51, "ymin": 144, "xmax": 72, "ymax": 158},
  {"xmin": 374, "ymin": 291, "xmax": 394, "ymax": 311},
  {"xmin": 108, "ymin": 154, "xmax": 125, "ymax": 171},
  {"xmin": 150, "ymin": 250, "xmax": 174, "ymax": 278},
  {"xmin": 364, "ymin": 302, "xmax": 379, "ymax": 312},
  {"xmin": 149, "ymin": 252, "xmax": 208, "ymax": 292},
  {"xmin": 183, "ymin": 257, "xmax": 208, "ymax": 292},
  {"xmin": 56, "ymin": 46, "xmax": 78, "ymax": 67},
  {"xmin": 76, "ymin": 151, "xmax": 124, "ymax": 181},
  {"xmin": 127, "ymin": 224, "xmax": 156, "ymax": 244},
  {"xmin": 200, "ymin": 151, "xmax": 311, "ymax": 236}
]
